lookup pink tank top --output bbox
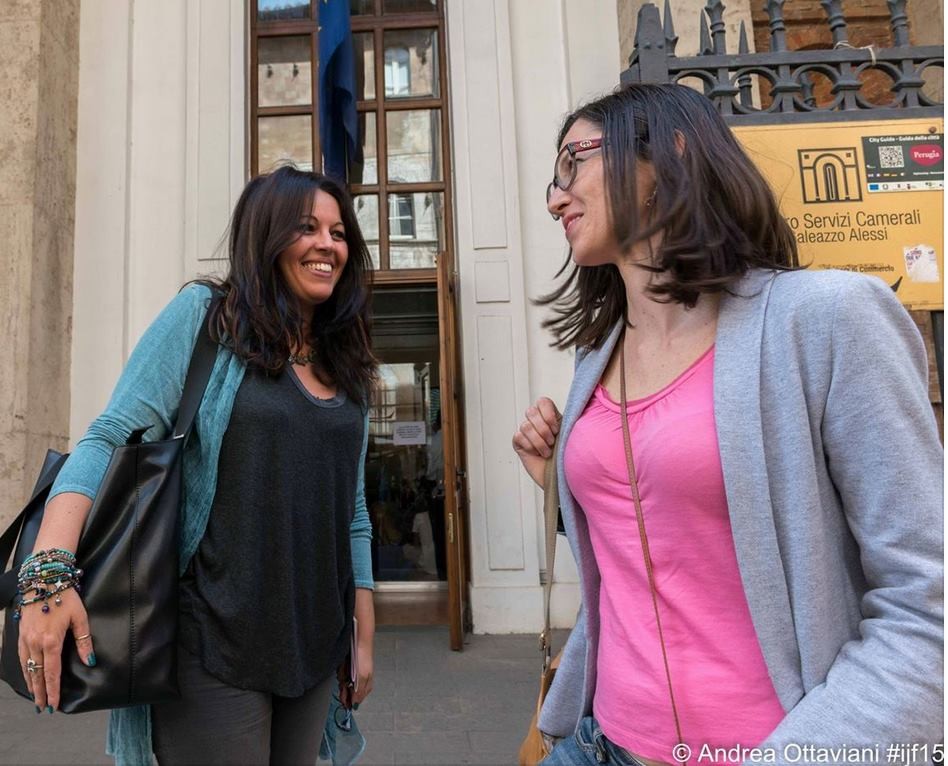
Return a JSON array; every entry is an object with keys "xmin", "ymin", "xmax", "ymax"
[{"xmin": 564, "ymin": 347, "xmax": 785, "ymax": 763}]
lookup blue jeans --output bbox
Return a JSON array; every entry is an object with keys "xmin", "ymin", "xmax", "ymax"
[{"xmin": 541, "ymin": 716, "xmax": 648, "ymax": 766}]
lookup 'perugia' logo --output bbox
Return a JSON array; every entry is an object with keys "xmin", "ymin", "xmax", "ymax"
[{"xmin": 910, "ymin": 145, "xmax": 942, "ymax": 166}]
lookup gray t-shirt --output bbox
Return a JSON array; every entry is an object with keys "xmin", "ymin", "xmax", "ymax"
[{"xmin": 178, "ymin": 364, "xmax": 364, "ymax": 696}]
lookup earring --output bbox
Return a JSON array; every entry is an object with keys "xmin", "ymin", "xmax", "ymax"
[{"xmin": 645, "ymin": 188, "xmax": 658, "ymax": 208}]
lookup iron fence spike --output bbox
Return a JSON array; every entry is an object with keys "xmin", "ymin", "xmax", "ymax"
[
  {"xmin": 764, "ymin": 0, "xmax": 788, "ymax": 52},
  {"xmin": 736, "ymin": 21, "xmax": 753, "ymax": 107},
  {"xmin": 887, "ymin": 0, "xmax": 910, "ymax": 46},
  {"xmin": 628, "ymin": 3, "xmax": 670, "ymax": 83},
  {"xmin": 699, "ymin": 9, "xmax": 713, "ymax": 55},
  {"xmin": 663, "ymin": 0, "xmax": 679, "ymax": 55},
  {"xmin": 706, "ymin": 0, "xmax": 727, "ymax": 55},
  {"xmin": 820, "ymin": 0, "xmax": 849, "ymax": 46}
]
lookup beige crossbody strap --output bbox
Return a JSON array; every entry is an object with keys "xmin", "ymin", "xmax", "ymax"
[
  {"xmin": 618, "ymin": 332, "xmax": 686, "ymax": 760},
  {"xmin": 540, "ymin": 452, "xmax": 558, "ymax": 674}
]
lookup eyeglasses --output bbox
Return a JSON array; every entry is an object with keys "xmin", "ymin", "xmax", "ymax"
[{"xmin": 545, "ymin": 137, "xmax": 604, "ymax": 206}]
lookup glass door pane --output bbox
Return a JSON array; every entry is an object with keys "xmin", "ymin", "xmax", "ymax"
[
  {"xmin": 258, "ymin": 115, "xmax": 313, "ymax": 171},
  {"xmin": 351, "ymin": 0, "xmax": 375, "ymax": 14},
  {"xmin": 383, "ymin": 29, "xmax": 439, "ymax": 99},
  {"xmin": 386, "ymin": 109, "xmax": 442, "ymax": 182},
  {"xmin": 383, "ymin": 0, "xmax": 437, "ymax": 13},
  {"xmin": 366, "ymin": 286, "xmax": 445, "ymax": 582},
  {"xmin": 258, "ymin": 36, "xmax": 312, "ymax": 108},
  {"xmin": 353, "ymin": 33, "xmax": 376, "ymax": 100},
  {"xmin": 258, "ymin": 0, "xmax": 311, "ymax": 21},
  {"xmin": 354, "ymin": 194, "xmax": 380, "ymax": 268},
  {"xmin": 389, "ymin": 192, "xmax": 443, "ymax": 269}
]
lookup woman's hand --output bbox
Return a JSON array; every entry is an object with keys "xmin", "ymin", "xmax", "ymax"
[
  {"xmin": 351, "ymin": 587, "xmax": 375, "ymax": 706},
  {"xmin": 512, "ymin": 397, "xmax": 562, "ymax": 487},
  {"xmin": 352, "ymin": 640, "xmax": 373, "ymax": 705},
  {"xmin": 17, "ymin": 587, "xmax": 96, "ymax": 712}
]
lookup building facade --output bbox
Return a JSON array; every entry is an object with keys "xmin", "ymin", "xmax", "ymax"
[{"xmin": 1, "ymin": 0, "xmax": 942, "ymax": 639}]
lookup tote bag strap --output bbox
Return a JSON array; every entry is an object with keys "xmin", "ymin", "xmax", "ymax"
[
  {"xmin": 0, "ymin": 452, "xmax": 70, "ymax": 602},
  {"xmin": 2, "ymin": 292, "xmax": 221, "ymax": 589},
  {"xmin": 173, "ymin": 293, "xmax": 223, "ymax": 440},
  {"xmin": 618, "ymin": 331, "xmax": 687, "ymax": 761},
  {"xmin": 0, "ymin": 452, "xmax": 69, "ymax": 554},
  {"xmin": 539, "ymin": 450, "xmax": 559, "ymax": 673}
]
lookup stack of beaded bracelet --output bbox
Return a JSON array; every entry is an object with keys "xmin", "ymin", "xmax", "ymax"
[{"xmin": 13, "ymin": 548, "xmax": 83, "ymax": 621}]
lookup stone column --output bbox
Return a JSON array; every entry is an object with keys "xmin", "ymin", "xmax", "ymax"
[{"xmin": 0, "ymin": 0, "xmax": 79, "ymax": 529}]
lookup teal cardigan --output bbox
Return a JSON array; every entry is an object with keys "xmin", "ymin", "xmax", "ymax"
[{"xmin": 48, "ymin": 284, "xmax": 374, "ymax": 765}]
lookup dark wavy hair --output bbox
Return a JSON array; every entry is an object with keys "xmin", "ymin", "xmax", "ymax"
[
  {"xmin": 195, "ymin": 165, "xmax": 377, "ymax": 402},
  {"xmin": 539, "ymin": 83, "xmax": 799, "ymax": 351}
]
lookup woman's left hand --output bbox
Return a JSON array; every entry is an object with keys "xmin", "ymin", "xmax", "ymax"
[
  {"xmin": 352, "ymin": 640, "xmax": 374, "ymax": 704},
  {"xmin": 351, "ymin": 587, "xmax": 375, "ymax": 705}
]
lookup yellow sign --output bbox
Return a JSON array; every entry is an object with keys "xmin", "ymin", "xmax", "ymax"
[{"xmin": 735, "ymin": 119, "xmax": 944, "ymax": 310}]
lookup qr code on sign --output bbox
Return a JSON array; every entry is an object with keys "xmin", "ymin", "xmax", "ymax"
[{"xmin": 879, "ymin": 145, "xmax": 905, "ymax": 168}]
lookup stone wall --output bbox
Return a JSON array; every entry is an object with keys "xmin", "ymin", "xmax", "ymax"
[{"xmin": 0, "ymin": 0, "xmax": 79, "ymax": 528}]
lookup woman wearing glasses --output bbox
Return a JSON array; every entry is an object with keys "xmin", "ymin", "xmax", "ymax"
[{"xmin": 512, "ymin": 84, "xmax": 942, "ymax": 765}]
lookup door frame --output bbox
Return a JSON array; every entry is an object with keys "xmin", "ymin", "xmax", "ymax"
[{"xmin": 437, "ymin": 254, "xmax": 471, "ymax": 649}]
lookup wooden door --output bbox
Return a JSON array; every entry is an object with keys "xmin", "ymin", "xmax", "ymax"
[{"xmin": 437, "ymin": 254, "xmax": 470, "ymax": 650}]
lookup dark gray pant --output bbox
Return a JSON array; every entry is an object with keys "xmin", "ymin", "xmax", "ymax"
[{"xmin": 151, "ymin": 646, "xmax": 335, "ymax": 765}]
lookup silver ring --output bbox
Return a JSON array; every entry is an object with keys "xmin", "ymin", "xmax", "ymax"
[{"xmin": 26, "ymin": 658, "xmax": 44, "ymax": 674}]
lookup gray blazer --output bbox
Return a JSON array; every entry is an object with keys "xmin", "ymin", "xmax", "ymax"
[{"xmin": 538, "ymin": 268, "xmax": 943, "ymax": 762}]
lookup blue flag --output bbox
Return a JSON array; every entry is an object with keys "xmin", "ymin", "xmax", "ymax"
[{"xmin": 318, "ymin": 0, "xmax": 360, "ymax": 183}]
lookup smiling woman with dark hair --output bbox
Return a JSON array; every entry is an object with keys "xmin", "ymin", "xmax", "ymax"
[
  {"xmin": 17, "ymin": 165, "xmax": 379, "ymax": 765},
  {"xmin": 203, "ymin": 167, "xmax": 377, "ymax": 402},
  {"xmin": 514, "ymin": 84, "xmax": 943, "ymax": 766}
]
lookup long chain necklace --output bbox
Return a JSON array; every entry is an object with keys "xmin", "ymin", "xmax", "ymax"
[{"xmin": 287, "ymin": 348, "xmax": 319, "ymax": 365}]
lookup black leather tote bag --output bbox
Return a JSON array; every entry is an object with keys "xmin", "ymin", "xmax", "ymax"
[{"xmin": 0, "ymin": 295, "xmax": 221, "ymax": 713}]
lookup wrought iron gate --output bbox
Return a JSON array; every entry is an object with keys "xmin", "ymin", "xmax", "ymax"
[
  {"xmin": 621, "ymin": 0, "xmax": 942, "ymax": 123},
  {"xmin": 620, "ymin": 0, "xmax": 944, "ymax": 407}
]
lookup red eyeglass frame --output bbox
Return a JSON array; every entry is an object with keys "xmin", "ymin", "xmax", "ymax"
[{"xmin": 545, "ymin": 137, "xmax": 604, "ymax": 206}]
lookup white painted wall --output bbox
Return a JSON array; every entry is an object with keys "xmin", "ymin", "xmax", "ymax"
[
  {"xmin": 73, "ymin": 0, "xmax": 620, "ymax": 634},
  {"xmin": 446, "ymin": 0, "xmax": 620, "ymax": 632},
  {"xmin": 71, "ymin": 0, "xmax": 244, "ymax": 439}
]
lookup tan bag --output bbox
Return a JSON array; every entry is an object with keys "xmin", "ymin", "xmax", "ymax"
[
  {"xmin": 518, "ymin": 453, "xmax": 561, "ymax": 766},
  {"xmin": 518, "ymin": 649, "xmax": 561, "ymax": 765}
]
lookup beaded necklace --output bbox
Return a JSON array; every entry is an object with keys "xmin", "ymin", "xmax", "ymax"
[{"xmin": 288, "ymin": 349, "xmax": 318, "ymax": 365}]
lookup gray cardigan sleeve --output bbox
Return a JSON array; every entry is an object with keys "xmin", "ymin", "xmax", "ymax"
[{"xmin": 757, "ymin": 276, "xmax": 944, "ymax": 758}]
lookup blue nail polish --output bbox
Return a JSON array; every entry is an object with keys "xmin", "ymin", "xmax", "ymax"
[
  {"xmin": 35, "ymin": 705, "xmax": 41, "ymax": 714},
  {"xmin": 28, "ymin": 692, "xmax": 34, "ymax": 701},
  {"xmin": 87, "ymin": 652, "xmax": 97, "ymax": 667},
  {"xmin": 46, "ymin": 705, "xmax": 54, "ymax": 714},
  {"xmin": 353, "ymin": 702, "xmax": 360, "ymax": 711}
]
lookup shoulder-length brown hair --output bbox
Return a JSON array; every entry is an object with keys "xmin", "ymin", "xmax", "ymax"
[
  {"xmin": 539, "ymin": 83, "xmax": 799, "ymax": 351},
  {"xmin": 196, "ymin": 165, "xmax": 377, "ymax": 402}
]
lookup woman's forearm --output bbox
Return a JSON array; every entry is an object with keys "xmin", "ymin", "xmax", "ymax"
[
  {"xmin": 352, "ymin": 586, "xmax": 376, "ymax": 703},
  {"xmin": 354, "ymin": 587, "xmax": 375, "ymax": 649},
  {"xmin": 33, "ymin": 492, "xmax": 94, "ymax": 554}
]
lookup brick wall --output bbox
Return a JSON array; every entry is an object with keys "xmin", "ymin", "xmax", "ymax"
[{"xmin": 751, "ymin": 1, "xmax": 898, "ymax": 106}]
